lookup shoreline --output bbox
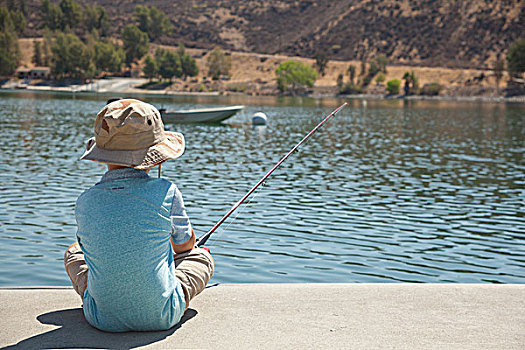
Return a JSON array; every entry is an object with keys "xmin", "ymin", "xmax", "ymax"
[
  {"xmin": 2, "ymin": 81, "xmax": 525, "ymax": 104},
  {"xmin": 12, "ymin": 39, "xmax": 525, "ymax": 105}
]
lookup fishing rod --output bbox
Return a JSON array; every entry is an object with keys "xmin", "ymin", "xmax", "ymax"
[{"xmin": 196, "ymin": 102, "xmax": 347, "ymax": 247}]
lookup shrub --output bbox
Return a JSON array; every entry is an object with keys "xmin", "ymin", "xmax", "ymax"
[
  {"xmin": 206, "ymin": 47, "xmax": 231, "ymax": 80},
  {"xmin": 375, "ymin": 54, "xmax": 388, "ymax": 74},
  {"xmin": 368, "ymin": 60, "xmax": 380, "ymax": 78},
  {"xmin": 375, "ymin": 72, "xmax": 386, "ymax": 84},
  {"xmin": 386, "ymin": 78, "xmax": 401, "ymax": 94},
  {"xmin": 420, "ymin": 82, "xmax": 442, "ymax": 96},
  {"xmin": 339, "ymin": 83, "xmax": 364, "ymax": 95},
  {"xmin": 506, "ymin": 38, "xmax": 525, "ymax": 77},
  {"xmin": 275, "ymin": 60, "xmax": 318, "ymax": 94},
  {"xmin": 493, "ymin": 57, "xmax": 505, "ymax": 88},
  {"xmin": 347, "ymin": 64, "xmax": 356, "ymax": 84},
  {"xmin": 314, "ymin": 52, "xmax": 328, "ymax": 76},
  {"xmin": 336, "ymin": 73, "xmax": 343, "ymax": 88},
  {"xmin": 226, "ymin": 83, "xmax": 248, "ymax": 92}
]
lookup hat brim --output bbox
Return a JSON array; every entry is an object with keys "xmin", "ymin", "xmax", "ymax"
[{"xmin": 80, "ymin": 131, "xmax": 185, "ymax": 169}]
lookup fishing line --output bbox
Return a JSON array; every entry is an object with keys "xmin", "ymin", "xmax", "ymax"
[
  {"xmin": 197, "ymin": 102, "xmax": 347, "ymax": 247},
  {"xmin": 211, "ymin": 181, "xmax": 266, "ymax": 242}
]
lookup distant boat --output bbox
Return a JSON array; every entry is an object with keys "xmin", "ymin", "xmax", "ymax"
[{"xmin": 160, "ymin": 105, "xmax": 244, "ymax": 124}]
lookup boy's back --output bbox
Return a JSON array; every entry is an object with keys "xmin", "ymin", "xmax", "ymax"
[{"xmin": 76, "ymin": 169, "xmax": 186, "ymax": 331}]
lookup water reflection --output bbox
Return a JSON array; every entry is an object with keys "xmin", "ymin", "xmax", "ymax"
[{"xmin": 0, "ymin": 91, "xmax": 524, "ymax": 285}]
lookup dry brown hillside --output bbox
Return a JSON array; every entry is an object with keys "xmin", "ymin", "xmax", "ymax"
[{"xmin": 10, "ymin": 0, "xmax": 525, "ymax": 70}]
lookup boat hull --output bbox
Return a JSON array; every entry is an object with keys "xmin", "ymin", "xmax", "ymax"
[{"xmin": 161, "ymin": 105, "xmax": 244, "ymax": 124}]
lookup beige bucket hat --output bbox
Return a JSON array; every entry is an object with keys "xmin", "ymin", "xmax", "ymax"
[{"xmin": 80, "ymin": 99, "xmax": 185, "ymax": 169}]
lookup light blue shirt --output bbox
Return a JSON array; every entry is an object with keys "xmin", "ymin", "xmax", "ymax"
[{"xmin": 75, "ymin": 168, "xmax": 192, "ymax": 332}]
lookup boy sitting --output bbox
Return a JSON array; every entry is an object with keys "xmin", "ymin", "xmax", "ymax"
[{"xmin": 64, "ymin": 99, "xmax": 214, "ymax": 332}]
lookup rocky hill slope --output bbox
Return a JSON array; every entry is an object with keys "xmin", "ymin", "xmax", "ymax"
[{"xmin": 12, "ymin": 0, "xmax": 525, "ymax": 69}]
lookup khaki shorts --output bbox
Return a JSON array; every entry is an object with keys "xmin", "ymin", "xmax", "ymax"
[{"xmin": 64, "ymin": 242, "xmax": 214, "ymax": 308}]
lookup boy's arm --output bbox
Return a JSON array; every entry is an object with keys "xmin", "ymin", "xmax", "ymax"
[
  {"xmin": 171, "ymin": 227, "xmax": 196, "ymax": 253},
  {"xmin": 170, "ymin": 185, "xmax": 195, "ymax": 253}
]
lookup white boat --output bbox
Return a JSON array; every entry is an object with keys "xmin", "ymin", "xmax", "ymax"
[{"xmin": 160, "ymin": 105, "xmax": 244, "ymax": 123}]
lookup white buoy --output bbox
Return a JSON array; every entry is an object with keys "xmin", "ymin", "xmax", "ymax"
[{"xmin": 252, "ymin": 112, "xmax": 267, "ymax": 125}]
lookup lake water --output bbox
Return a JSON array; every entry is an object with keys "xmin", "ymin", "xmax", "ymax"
[{"xmin": 0, "ymin": 91, "xmax": 524, "ymax": 285}]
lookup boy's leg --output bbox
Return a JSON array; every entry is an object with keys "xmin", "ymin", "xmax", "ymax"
[
  {"xmin": 64, "ymin": 242, "xmax": 88, "ymax": 298},
  {"xmin": 173, "ymin": 247, "xmax": 214, "ymax": 307}
]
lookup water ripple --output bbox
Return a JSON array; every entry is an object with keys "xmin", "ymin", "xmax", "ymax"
[{"xmin": 0, "ymin": 93, "xmax": 524, "ymax": 284}]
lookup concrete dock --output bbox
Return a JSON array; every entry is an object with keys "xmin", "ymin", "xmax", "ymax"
[{"xmin": 1, "ymin": 284, "xmax": 524, "ymax": 349}]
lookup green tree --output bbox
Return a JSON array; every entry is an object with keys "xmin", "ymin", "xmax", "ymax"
[
  {"xmin": 42, "ymin": 27, "xmax": 53, "ymax": 66},
  {"xmin": 0, "ymin": 7, "xmax": 21, "ymax": 76},
  {"xmin": 402, "ymin": 72, "xmax": 411, "ymax": 95},
  {"xmin": 0, "ymin": 48, "xmax": 18, "ymax": 76},
  {"xmin": 59, "ymin": 0, "xmax": 82, "ymax": 30},
  {"xmin": 0, "ymin": 44, "xmax": 18, "ymax": 76},
  {"xmin": 32, "ymin": 41, "xmax": 42, "ymax": 66},
  {"xmin": 41, "ymin": 0, "xmax": 63, "ymax": 30},
  {"xmin": 314, "ymin": 52, "xmax": 328, "ymax": 76},
  {"xmin": 386, "ymin": 78, "xmax": 401, "ymax": 94},
  {"xmin": 134, "ymin": 5, "xmax": 173, "ymax": 42},
  {"xmin": 275, "ymin": 60, "xmax": 318, "ymax": 94},
  {"xmin": 9, "ymin": 0, "xmax": 27, "ymax": 16},
  {"xmin": 93, "ymin": 41, "xmax": 123, "ymax": 74},
  {"xmin": 360, "ymin": 56, "xmax": 388, "ymax": 87},
  {"xmin": 206, "ymin": 46, "xmax": 231, "ymax": 80},
  {"xmin": 113, "ymin": 47, "xmax": 125, "ymax": 72},
  {"xmin": 493, "ymin": 56, "xmax": 505, "ymax": 88},
  {"xmin": 142, "ymin": 55, "xmax": 157, "ymax": 81},
  {"xmin": 177, "ymin": 44, "xmax": 198, "ymax": 79},
  {"xmin": 20, "ymin": 0, "xmax": 28, "ymax": 16},
  {"xmin": 362, "ymin": 59, "xmax": 380, "ymax": 86},
  {"xmin": 402, "ymin": 71, "xmax": 419, "ymax": 95},
  {"xmin": 375, "ymin": 54, "xmax": 388, "ymax": 74},
  {"xmin": 148, "ymin": 6, "xmax": 173, "ymax": 41},
  {"xmin": 121, "ymin": 25, "xmax": 149, "ymax": 66},
  {"xmin": 336, "ymin": 73, "xmax": 343, "ymax": 89},
  {"xmin": 134, "ymin": 5, "xmax": 150, "ymax": 34},
  {"xmin": 51, "ymin": 31, "xmax": 90, "ymax": 79},
  {"xmin": 8, "ymin": 9, "xmax": 25, "ymax": 35},
  {"xmin": 368, "ymin": 60, "xmax": 380, "ymax": 77},
  {"xmin": 84, "ymin": 4, "xmax": 109, "ymax": 36},
  {"xmin": 0, "ymin": 6, "xmax": 25, "ymax": 35},
  {"xmin": 84, "ymin": 60, "xmax": 97, "ymax": 80},
  {"xmin": 360, "ymin": 58, "xmax": 367, "ymax": 76},
  {"xmin": 347, "ymin": 64, "xmax": 356, "ymax": 84},
  {"xmin": 410, "ymin": 71, "xmax": 419, "ymax": 93},
  {"xmin": 156, "ymin": 48, "xmax": 181, "ymax": 81},
  {"xmin": 506, "ymin": 38, "xmax": 525, "ymax": 78}
]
